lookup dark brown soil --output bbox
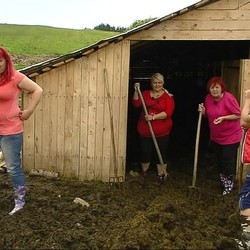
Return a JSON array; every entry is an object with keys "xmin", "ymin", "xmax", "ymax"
[
  {"xmin": 0, "ymin": 152, "xmax": 242, "ymax": 250},
  {"xmin": 11, "ymin": 54, "xmax": 57, "ymax": 69}
]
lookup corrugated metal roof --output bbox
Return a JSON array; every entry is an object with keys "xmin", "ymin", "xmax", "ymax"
[{"xmin": 20, "ymin": 0, "xmax": 218, "ymax": 77}]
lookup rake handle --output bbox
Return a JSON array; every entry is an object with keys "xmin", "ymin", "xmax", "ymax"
[
  {"xmin": 192, "ymin": 111, "xmax": 202, "ymax": 187},
  {"xmin": 104, "ymin": 69, "xmax": 118, "ymax": 177}
]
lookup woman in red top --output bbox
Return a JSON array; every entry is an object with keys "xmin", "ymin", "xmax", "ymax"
[{"xmin": 132, "ymin": 73, "xmax": 175, "ymax": 181}]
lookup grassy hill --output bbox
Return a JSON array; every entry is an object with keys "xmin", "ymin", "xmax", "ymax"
[{"xmin": 0, "ymin": 23, "xmax": 120, "ymax": 69}]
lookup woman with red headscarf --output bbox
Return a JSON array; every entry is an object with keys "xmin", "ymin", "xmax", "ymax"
[
  {"xmin": 0, "ymin": 47, "xmax": 43, "ymax": 215},
  {"xmin": 198, "ymin": 76, "xmax": 242, "ymax": 195}
]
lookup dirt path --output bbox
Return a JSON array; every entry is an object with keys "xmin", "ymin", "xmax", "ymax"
[{"xmin": 0, "ymin": 156, "xmax": 242, "ymax": 249}]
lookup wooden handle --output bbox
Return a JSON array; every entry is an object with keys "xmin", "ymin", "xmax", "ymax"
[
  {"xmin": 104, "ymin": 69, "xmax": 117, "ymax": 177},
  {"xmin": 192, "ymin": 111, "xmax": 202, "ymax": 187},
  {"xmin": 136, "ymin": 86, "xmax": 164, "ymax": 165}
]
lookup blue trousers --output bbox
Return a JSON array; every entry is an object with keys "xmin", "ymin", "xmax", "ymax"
[
  {"xmin": 0, "ymin": 133, "xmax": 25, "ymax": 186},
  {"xmin": 239, "ymin": 168, "xmax": 250, "ymax": 210}
]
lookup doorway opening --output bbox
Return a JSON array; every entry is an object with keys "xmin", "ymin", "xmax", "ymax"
[{"xmin": 126, "ymin": 40, "xmax": 249, "ymax": 174}]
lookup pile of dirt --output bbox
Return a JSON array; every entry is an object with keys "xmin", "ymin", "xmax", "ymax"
[
  {"xmin": 11, "ymin": 54, "xmax": 57, "ymax": 69},
  {"xmin": 0, "ymin": 154, "xmax": 242, "ymax": 250}
]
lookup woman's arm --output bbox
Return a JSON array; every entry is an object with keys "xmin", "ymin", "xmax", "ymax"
[
  {"xmin": 18, "ymin": 76, "xmax": 43, "ymax": 120},
  {"xmin": 241, "ymin": 90, "xmax": 250, "ymax": 129}
]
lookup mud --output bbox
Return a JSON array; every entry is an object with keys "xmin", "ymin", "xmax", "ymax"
[{"xmin": 0, "ymin": 153, "xmax": 242, "ymax": 250}]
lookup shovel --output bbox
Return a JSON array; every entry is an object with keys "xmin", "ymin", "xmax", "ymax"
[
  {"xmin": 188, "ymin": 111, "xmax": 202, "ymax": 200},
  {"xmin": 136, "ymin": 86, "xmax": 168, "ymax": 180}
]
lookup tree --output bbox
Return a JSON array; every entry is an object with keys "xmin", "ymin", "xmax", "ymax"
[
  {"xmin": 128, "ymin": 17, "xmax": 157, "ymax": 30},
  {"xmin": 94, "ymin": 17, "xmax": 157, "ymax": 32},
  {"xmin": 94, "ymin": 23, "xmax": 126, "ymax": 32}
]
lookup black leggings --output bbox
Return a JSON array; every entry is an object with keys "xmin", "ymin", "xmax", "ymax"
[
  {"xmin": 140, "ymin": 135, "xmax": 169, "ymax": 164},
  {"xmin": 211, "ymin": 141, "xmax": 240, "ymax": 176}
]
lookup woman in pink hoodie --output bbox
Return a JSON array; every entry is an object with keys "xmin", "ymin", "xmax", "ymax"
[{"xmin": 198, "ymin": 76, "xmax": 242, "ymax": 195}]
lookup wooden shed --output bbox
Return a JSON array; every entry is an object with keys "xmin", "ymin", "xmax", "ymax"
[{"xmin": 21, "ymin": 0, "xmax": 250, "ymax": 182}]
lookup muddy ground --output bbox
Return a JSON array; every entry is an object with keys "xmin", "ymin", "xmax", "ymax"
[
  {"xmin": 0, "ymin": 149, "xmax": 243, "ymax": 250},
  {"xmin": 1, "ymin": 55, "xmax": 241, "ymax": 249}
]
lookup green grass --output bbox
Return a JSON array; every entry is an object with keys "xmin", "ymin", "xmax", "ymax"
[{"xmin": 0, "ymin": 23, "xmax": 120, "ymax": 68}]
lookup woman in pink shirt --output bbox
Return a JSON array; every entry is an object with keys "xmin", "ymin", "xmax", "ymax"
[
  {"xmin": 0, "ymin": 47, "xmax": 43, "ymax": 215},
  {"xmin": 198, "ymin": 76, "xmax": 242, "ymax": 195}
]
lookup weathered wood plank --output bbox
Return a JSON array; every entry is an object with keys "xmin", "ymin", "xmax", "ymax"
[
  {"xmin": 71, "ymin": 59, "xmax": 81, "ymax": 178},
  {"xmin": 56, "ymin": 66, "xmax": 66, "ymax": 175},
  {"xmin": 48, "ymin": 69, "xmax": 58, "ymax": 172},
  {"xmin": 23, "ymin": 77, "xmax": 41, "ymax": 171},
  {"xmin": 112, "ymin": 43, "xmax": 122, "ymax": 178},
  {"xmin": 33, "ymin": 75, "xmax": 44, "ymax": 171},
  {"xmin": 102, "ymin": 44, "xmax": 114, "ymax": 182},
  {"xmin": 240, "ymin": 59, "xmax": 250, "ymax": 106},
  {"xmin": 86, "ymin": 53, "xmax": 97, "ymax": 180},
  {"xmin": 41, "ymin": 73, "xmax": 51, "ymax": 170},
  {"xmin": 109, "ymin": 43, "xmax": 122, "ymax": 178},
  {"xmin": 63, "ymin": 63, "xmax": 74, "ymax": 177},
  {"xmin": 129, "ymin": 30, "xmax": 250, "ymax": 40},
  {"xmin": 154, "ymin": 20, "xmax": 250, "ymax": 31},
  {"xmin": 199, "ymin": 0, "xmax": 249, "ymax": 10},
  {"xmin": 221, "ymin": 60, "xmax": 240, "ymax": 99},
  {"xmin": 240, "ymin": 1, "xmax": 250, "ymax": 9},
  {"xmin": 79, "ymin": 57, "xmax": 89, "ymax": 181},
  {"xmin": 177, "ymin": 9, "xmax": 250, "ymax": 20},
  {"xmin": 118, "ymin": 40, "xmax": 131, "ymax": 178},
  {"xmin": 95, "ymin": 50, "xmax": 105, "ymax": 180}
]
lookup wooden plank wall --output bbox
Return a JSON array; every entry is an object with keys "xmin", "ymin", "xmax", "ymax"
[
  {"xmin": 221, "ymin": 60, "xmax": 240, "ymax": 100},
  {"xmin": 23, "ymin": 40, "xmax": 130, "ymax": 182},
  {"xmin": 129, "ymin": 0, "xmax": 250, "ymax": 41}
]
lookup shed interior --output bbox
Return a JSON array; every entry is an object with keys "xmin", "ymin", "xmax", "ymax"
[{"xmin": 126, "ymin": 40, "xmax": 250, "ymax": 172}]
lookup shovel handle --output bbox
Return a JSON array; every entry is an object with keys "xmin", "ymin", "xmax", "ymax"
[{"xmin": 136, "ymin": 86, "xmax": 164, "ymax": 165}]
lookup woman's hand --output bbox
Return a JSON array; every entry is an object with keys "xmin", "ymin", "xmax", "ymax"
[
  {"xmin": 245, "ymin": 89, "xmax": 250, "ymax": 100},
  {"xmin": 133, "ymin": 82, "xmax": 140, "ymax": 100},
  {"xmin": 145, "ymin": 114, "xmax": 154, "ymax": 121},
  {"xmin": 198, "ymin": 103, "xmax": 205, "ymax": 114},
  {"xmin": 134, "ymin": 82, "xmax": 140, "ymax": 91},
  {"xmin": 19, "ymin": 109, "xmax": 33, "ymax": 120},
  {"xmin": 213, "ymin": 117, "xmax": 224, "ymax": 124}
]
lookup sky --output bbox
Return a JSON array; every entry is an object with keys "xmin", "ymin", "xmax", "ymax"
[{"xmin": 0, "ymin": 0, "xmax": 200, "ymax": 30}]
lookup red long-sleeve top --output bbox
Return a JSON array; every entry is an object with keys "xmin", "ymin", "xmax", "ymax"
[{"xmin": 132, "ymin": 90, "xmax": 175, "ymax": 137}]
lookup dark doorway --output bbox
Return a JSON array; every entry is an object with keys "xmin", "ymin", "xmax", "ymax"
[{"xmin": 126, "ymin": 40, "xmax": 250, "ymax": 172}]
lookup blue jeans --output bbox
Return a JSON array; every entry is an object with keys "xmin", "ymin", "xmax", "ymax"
[
  {"xmin": 239, "ymin": 168, "xmax": 250, "ymax": 210},
  {"xmin": 0, "ymin": 133, "xmax": 25, "ymax": 186}
]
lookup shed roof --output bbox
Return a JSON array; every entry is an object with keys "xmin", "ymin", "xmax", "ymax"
[{"xmin": 20, "ymin": 0, "xmax": 217, "ymax": 78}]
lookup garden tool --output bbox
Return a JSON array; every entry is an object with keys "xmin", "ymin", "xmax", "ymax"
[
  {"xmin": 188, "ymin": 111, "xmax": 202, "ymax": 200},
  {"xmin": 104, "ymin": 69, "xmax": 124, "ymax": 190},
  {"xmin": 136, "ymin": 85, "xmax": 168, "ymax": 181}
]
